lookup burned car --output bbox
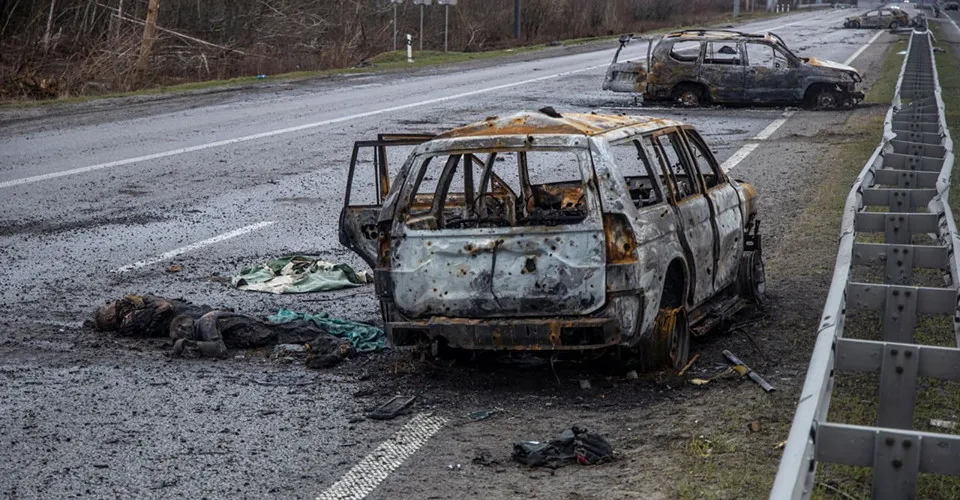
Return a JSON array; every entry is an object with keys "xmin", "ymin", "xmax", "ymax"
[
  {"xmin": 602, "ymin": 30, "xmax": 863, "ymax": 109},
  {"xmin": 339, "ymin": 109, "xmax": 765, "ymax": 370},
  {"xmin": 843, "ymin": 7, "xmax": 910, "ymax": 28}
]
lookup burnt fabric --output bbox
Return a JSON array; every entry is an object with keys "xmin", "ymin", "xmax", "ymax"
[{"xmin": 512, "ymin": 426, "xmax": 613, "ymax": 467}]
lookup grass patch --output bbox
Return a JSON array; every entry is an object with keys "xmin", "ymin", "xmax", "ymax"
[{"xmin": 814, "ymin": 24, "xmax": 960, "ymax": 499}]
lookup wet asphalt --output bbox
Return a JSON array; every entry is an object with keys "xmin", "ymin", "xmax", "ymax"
[{"xmin": 0, "ymin": 5, "xmax": 900, "ymax": 498}]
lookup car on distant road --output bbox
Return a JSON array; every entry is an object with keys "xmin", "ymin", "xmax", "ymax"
[
  {"xmin": 946, "ymin": 1, "xmax": 959, "ymax": 11},
  {"xmin": 339, "ymin": 109, "xmax": 766, "ymax": 370},
  {"xmin": 843, "ymin": 6, "xmax": 911, "ymax": 28},
  {"xmin": 602, "ymin": 30, "xmax": 864, "ymax": 109}
]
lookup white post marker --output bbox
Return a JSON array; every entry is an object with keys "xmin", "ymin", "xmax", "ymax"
[{"xmin": 406, "ymin": 33, "xmax": 413, "ymax": 63}]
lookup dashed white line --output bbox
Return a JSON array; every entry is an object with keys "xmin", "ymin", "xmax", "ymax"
[
  {"xmin": 316, "ymin": 413, "xmax": 447, "ymax": 500},
  {"xmin": 0, "ymin": 63, "xmax": 609, "ymax": 190},
  {"xmin": 723, "ymin": 29, "xmax": 885, "ymax": 172},
  {"xmin": 844, "ymin": 30, "xmax": 886, "ymax": 66},
  {"xmin": 113, "ymin": 220, "xmax": 276, "ymax": 273}
]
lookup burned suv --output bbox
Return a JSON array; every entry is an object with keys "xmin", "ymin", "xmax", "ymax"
[
  {"xmin": 603, "ymin": 30, "xmax": 863, "ymax": 109},
  {"xmin": 339, "ymin": 109, "xmax": 765, "ymax": 370},
  {"xmin": 843, "ymin": 6, "xmax": 910, "ymax": 29}
]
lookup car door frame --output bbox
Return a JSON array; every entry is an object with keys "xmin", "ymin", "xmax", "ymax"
[
  {"xmin": 340, "ymin": 134, "xmax": 433, "ymax": 269},
  {"xmin": 698, "ymin": 40, "xmax": 746, "ymax": 103},
  {"xmin": 648, "ymin": 127, "xmax": 719, "ymax": 307},
  {"xmin": 678, "ymin": 126, "xmax": 743, "ymax": 292}
]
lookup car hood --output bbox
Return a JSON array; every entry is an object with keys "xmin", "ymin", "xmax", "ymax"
[{"xmin": 804, "ymin": 57, "xmax": 859, "ymax": 75}]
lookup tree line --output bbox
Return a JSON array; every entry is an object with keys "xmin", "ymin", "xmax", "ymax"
[{"xmin": 1, "ymin": 0, "xmax": 750, "ymax": 100}]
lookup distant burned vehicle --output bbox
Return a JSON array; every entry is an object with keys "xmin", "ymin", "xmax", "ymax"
[
  {"xmin": 339, "ymin": 109, "xmax": 765, "ymax": 370},
  {"xmin": 602, "ymin": 30, "xmax": 864, "ymax": 109},
  {"xmin": 842, "ymin": 6, "xmax": 910, "ymax": 28}
]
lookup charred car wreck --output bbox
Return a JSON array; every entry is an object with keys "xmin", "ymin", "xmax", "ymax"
[
  {"xmin": 339, "ymin": 109, "xmax": 765, "ymax": 370},
  {"xmin": 602, "ymin": 30, "xmax": 863, "ymax": 109}
]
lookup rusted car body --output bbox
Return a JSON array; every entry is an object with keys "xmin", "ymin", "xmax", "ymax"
[
  {"xmin": 843, "ymin": 7, "xmax": 910, "ymax": 28},
  {"xmin": 339, "ymin": 110, "xmax": 765, "ymax": 370},
  {"xmin": 602, "ymin": 30, "xmax": 864, "ymax": 109}
]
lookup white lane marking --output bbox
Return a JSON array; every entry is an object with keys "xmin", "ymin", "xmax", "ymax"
[
  {"xmin": 316, "ymin": 413, "xmax": 447, "ymax": 500},
  {"xmin": 721, "ymin": 144, "xmax": 760, "ymax": 173},
  {"xmin": 844, "ymin": 30, "xmax": 885, "ymax": 66},
  {"xmin": 0, "ymin": 63, "xmax": 609, "ymax": 190},
  {"xmin": 113, "ymin": 220, "xmax": 276, "ymax": 273},
  {"xmin": 753, "ymin": 110, "xmax": 797, "ymax": 140},
  {"xmin": 724, "ymin": 29, "xmax": 883, "ymax": 172}
]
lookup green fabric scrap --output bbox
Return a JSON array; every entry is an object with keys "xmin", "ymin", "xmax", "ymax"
[
  {"xmin": 232, "ymin": 255, "xmax": 372, "ymax": 294},
  {"xmin": 268, "ymin": 309, "xmax": 386, "ymax": 352}
]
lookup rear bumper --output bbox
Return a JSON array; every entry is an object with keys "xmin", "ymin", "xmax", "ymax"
[{"xmin": 387, "ymin": 316, "xmax": 621, "ymax": 351}]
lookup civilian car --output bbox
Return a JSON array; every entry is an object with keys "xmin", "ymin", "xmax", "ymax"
[
  {"xmin": 602, "ymin": 30, "xmax": 864, "ymax": 109},
  {"xmin": 843, "ymin": 6, "xmax": 911, "ymax": 28},
  {"xmin": 339, "ymin": 109, "xmax": 766, "ymax": 370}
]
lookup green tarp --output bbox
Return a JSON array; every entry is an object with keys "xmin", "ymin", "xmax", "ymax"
[
  {"xmin": 232, "ymin": 255, "xmax": 372, "ymax": 294},
  {"xmin": 268, "ymin": 309, "xmax": 386, "ymax": 352}
]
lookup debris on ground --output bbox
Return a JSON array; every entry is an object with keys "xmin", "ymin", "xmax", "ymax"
[
  {"xmin": 466, "ymin": 408, "xmax": 502, "ymax": 421},
  {"xmin": 472, "ymin": 449, "xmax": 500, "ymax": 467},
  {"xmin": 232, "ymin": 255, "xmax": 372, "ymax": 294},
  {"xmin": 678, "ymin": 353, "xmax": 700, "ymax": 376},
  {"xmin": 93, "ymin": 295, "xmax": 360, "ymax": 369},
  {"xmin": 723, "ymin": 349, "xmax": 776, "ymax": 392},
  {"xmin": 929, "ymin": 419, "xmax": 958, "ymax": 430},
  {"xmin": 268, "ymin": 309, "xmax": 386, "ymax": 352},
  {"xmin": 367, "ymin": 395, "xmax": 416, "ymax": 420},
  {"xmin": 512, "ymin": 426, "xmax": 613, "ymax": 468}
]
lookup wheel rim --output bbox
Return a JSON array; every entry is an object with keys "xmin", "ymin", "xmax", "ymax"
[
  {"xmin": 678, "ymin": 91, "xmax": 699, "ymax": 107},
  {"xmin": 752, "ymin": 253, "xmax": 767, "ymax": 302},
  {"xmin": 647, "ymin": 307, "xmax": 690, "ymax": 371},
  {"xmin": 817, "ymin": 92, "xmax": 837, "ymax": 109}
]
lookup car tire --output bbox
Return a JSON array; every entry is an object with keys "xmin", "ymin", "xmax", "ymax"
[
  {"xmin": 738, "ymin": 250, "xmax": 766, "ymax": 305},
  {"xmin": 673, "ymin": 84, "xmax": 704, "ymax": 107},
  {"xmin": 813, "ymin": 88, "xmax": 840, "ymax": 110},
  {"xmin": 640, "ymin": 307, "xmax": 691, "ymax": 372},
  {"xmin": 852, "ymin": 20, "xmax": 861, "ymax": 28},
  {"xmin": 890, "ymin": 21, "xmax": 901, "ymax": 29}
]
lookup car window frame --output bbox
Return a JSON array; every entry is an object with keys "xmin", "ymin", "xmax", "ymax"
[
  {"xmin": 648, "ymin": 127, "xmax": 705, "ymax": 205},
  {"xmin": 679, "ymin": 126, "xmax": 728, "ymax": 192},
  {"xmin": 610, "ymin": 136, "xmax": 668, "ymax": 209}
]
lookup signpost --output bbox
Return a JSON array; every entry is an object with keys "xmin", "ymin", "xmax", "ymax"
[{"xmin": 436, "ymin": 0, "xmax": 458, "ymax": 53}]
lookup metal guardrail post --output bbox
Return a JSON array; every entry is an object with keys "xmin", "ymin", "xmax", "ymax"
[{"xmin": 771, "ymin": 30, "xmax": 960, "ymax": 499}]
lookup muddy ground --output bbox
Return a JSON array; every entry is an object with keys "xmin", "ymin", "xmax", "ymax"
[{"xmin": 0, "ymin": 8, "xmax": 901, "ymax": 500}]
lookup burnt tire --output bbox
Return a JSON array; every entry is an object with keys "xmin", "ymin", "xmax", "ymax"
[
  {"xmin": 673, "ymin": 84, "xmax": 705, "ymax": 107},
  {"xmin": 738, "ymin": 250, "xmax": 766, "ymax": 305},
  {"xmin": 852, "ymin": 21, "xmax": 861, "ymax": 29},
  {"xmin": 640, "ymin": 307, "xmax": 691, "ymax": 372},
  {"xmin": 812, "ymin": 88, "xmax": 840, "ymax": 110},
  {"xmin": 889, "ymin": 21, "xmax": 901, "ymax": 29}
]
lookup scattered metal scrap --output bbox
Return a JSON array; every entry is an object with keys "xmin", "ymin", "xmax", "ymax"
[
  {"xmin": 723, "ymin": 349, "xmax": 775, "ymax": 393},
  {"xmin": 512, "ymin": 426, "xmax": 613, "ymax": 468},
  {"xmin": 339, "ymin": 108, "xmax": 766, "ymax": 372},
  {"xmin": 603, "ymin": 30, "xmax": 863, "ymax": 109}
]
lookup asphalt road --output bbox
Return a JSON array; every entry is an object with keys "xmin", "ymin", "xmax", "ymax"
[{"xmin": 0, "ymin": 6, "xmax": 900, "ymax": 499}]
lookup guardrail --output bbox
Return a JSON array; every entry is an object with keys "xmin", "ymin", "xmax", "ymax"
[{"xmin": 771, "ymin": 30, "xmax": 960, "ymax": 499}]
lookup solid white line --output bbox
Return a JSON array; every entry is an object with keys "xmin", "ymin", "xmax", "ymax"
[
  {"xmin": 0, "ymin": 64, "xmax": 608, "ymax": 190},
  {"xmin": 844, "ymin": 30, "xmax": 885, "ymax": 66},
  {"xmin": 724, "ymin": 28, "xmax": 883, "ymax": 172},
  {"xmin": 316, "ymin": 413, "xmax": 447, "ymax": 500},
  {"xmin": 753, "ymin": 110, "xmax": 797, "ymax": 140},
  {"xmin": 113, "ymin": 220, "xmax": 276, "ymax": 273},
  {"xmin": 721, "ymin": 143, "xmax": 760, "ymax": 173}
]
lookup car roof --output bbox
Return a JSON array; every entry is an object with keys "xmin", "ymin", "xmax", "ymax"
[
  {"xmin": 433, "ymin": 111, "xmax": 684, "ymax": 140},
  {"xmin": 662, "ymin": 29, "xmax": 773, "ymax": 42}
]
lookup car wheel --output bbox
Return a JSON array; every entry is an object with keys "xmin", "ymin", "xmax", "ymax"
[
  {"xmin": 640, "ymin": 307, "xmax": 690, "ymax": 371},
  {"xmin": 673, "ymin": 85, "xmax": 703, "ymax": 107},
  {"xmin": 738, "ymin": 250, "xmax": 766, "ymax": 305},
  {"xmin": 814, "ymin": 89, "xmax": 840, "ymax": 110},
  {"xmin": 890, "ymin": 21, "xmax": 901, "ymax": 29},
  {"xmin": 852, "ymin": 20, "xmax": 861, "ymax": 28}
]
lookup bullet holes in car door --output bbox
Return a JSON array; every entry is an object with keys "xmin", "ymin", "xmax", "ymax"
[
  {"xmin": 609, "ymin": 138, "xmax": 665, "ymax": 209},
  {"xmin": 650, "ymin": 129, "xmax": 718, "ymax": 305}
]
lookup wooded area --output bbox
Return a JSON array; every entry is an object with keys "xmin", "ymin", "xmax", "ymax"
[{"xmin": 0, "ymin": 0, "xmax": 743, "ymax": 100}]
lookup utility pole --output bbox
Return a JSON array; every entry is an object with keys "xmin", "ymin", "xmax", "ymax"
[
  {"xmin": 136, "ymin": 0, "xmax": 160, "ymax": 82},
  {"xmin": 514, "ymin": 0, "xmax": 521, "ymax": 39},
  {"xmin": 733, "ymin": 0, "xmax": 740, "ymax": 17},
  {"xmin": 419, "ymin": 2, "xmax": 424, "ymax": 51}
]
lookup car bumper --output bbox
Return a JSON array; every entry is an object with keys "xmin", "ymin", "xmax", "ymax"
[{"xmin": 387, "ymin": 317, "xmax": 621, "ymax": 351}]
